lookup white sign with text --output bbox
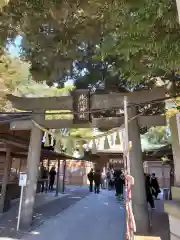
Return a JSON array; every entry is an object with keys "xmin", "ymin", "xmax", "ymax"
[
  {"xmin": 19, "ymin": 172, "xmax": 27, "ymax": 187},
  {"xmin": 17, "ymin": 172, "xmax": 27, "ymax": 231}
]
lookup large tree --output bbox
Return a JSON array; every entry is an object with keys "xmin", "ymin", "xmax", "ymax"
[
  {"xmin": 146, "ymin": 126, "xmax": 168, "ymax": 145},
  {"xmin": 0, "ymin": 0, "xmax": 180, "ymax": 88},
  {"xmin": 96, "ymin": 0, "xmax": 180, "ymax": 86},
  {"xmin": 0, "ymin": 54, "xmax": 29, "ymax": 110},
  {"xmin": 0, "ymin": 0, "xmax": 107, "ymax": 83}
]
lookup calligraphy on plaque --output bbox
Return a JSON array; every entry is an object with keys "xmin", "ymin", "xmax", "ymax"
[{"xmin": 73, "ymin": 90, "xmax": 90, "ymax": 124}]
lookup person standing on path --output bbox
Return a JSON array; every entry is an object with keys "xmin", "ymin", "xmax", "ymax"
[
  {"xmin": 110, "ymin": 168, "xmax": 115, "ymax": 189},
  {"xmin": 44, "ymin": 167, "xmax": 49, "ymax": 192},
  {"xmin": 151, "ymin": 173, "xmax": 160, "ymax": 199},
  {"xmin": 94, "ymin": 169, "xmax": 101, "ymax": 194},
  {"xmin": 106, "ymin": 169, "xmax": 111, "ymax": 190},
  {"xmin": 41, "ymin": 166, "xmax": 49, "ymax": 193},
  {"xmin": 40, "ymin": 164, "xmax": 48, "ymax": 193},
  {"xmin": 49, "ymin": 166, "xmax": 56, "ymax": 191},
  {"xmin": 101, "ymin": 171, "xmax": 106, "ymax": 189},
  {"xmin": 87, "ymin": 168, "xmax": 94, "ymax": 192},
  {"xmin": 145, "ymin": 174, "xmax": 155, "ymax": 209},
  {"xmin": 114, "ymin": 170, "xmax": 125, "ymax": 200}
]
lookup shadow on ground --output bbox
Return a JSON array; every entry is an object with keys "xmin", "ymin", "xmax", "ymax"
[
  {"xmin": 135, "ymin": 200, "xmax": 170, "ymax": 240},
  {"xmin": 0, "ymin": 189, "xmax": 89, "ymax": 239}
]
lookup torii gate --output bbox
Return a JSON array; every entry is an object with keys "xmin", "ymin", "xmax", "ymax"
[{"xmin": 7, "ymin": 87, "xmax": 167, "ymax": 232}]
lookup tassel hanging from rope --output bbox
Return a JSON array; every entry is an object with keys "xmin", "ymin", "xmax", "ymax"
[
  {"xmin": 44, "ymin": 132, "xmax": 50, "ymax": 146},
  {"xmin": 92, "ymin": 139, "xmax": 97, "ymax": 154},
  {"xmin": 104, "ymin": 136, "xmax": 110, "ymax": 149},
  {"xmin": 66, "ymin": 139, "xmax": 74, "ymax": 156},
  {"xmin": 115, "ymin": 131, "xmax": 121, "ymax": 145}
]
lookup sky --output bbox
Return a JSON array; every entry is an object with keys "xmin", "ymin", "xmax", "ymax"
[{"xmin": 7, "ymin": 35, "xmax": 22, "ymax": 57}]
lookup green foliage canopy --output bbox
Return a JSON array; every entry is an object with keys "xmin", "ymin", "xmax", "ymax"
[
  {"xmin": 1, "ymin": 0, "xmax": 180, "ymax": 86},
  {"xmin": 0, "ymin": 54, "xmax": 30, "ymax": 110},
  {"xmin": 97, "ymin": 0, "xmax": 180, "ymax": 83},
  {"xmin": 146, "ymin": 126, "xmax": 168, "ymax": 145},
  {"xmin": 0, "ymin": 0, "xmax": 107, "ymax": 83}
]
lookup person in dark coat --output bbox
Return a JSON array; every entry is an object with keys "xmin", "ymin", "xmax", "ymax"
[
  {"xmin": 40, "ymin": 166, "xmax": 49, "ymax": 193},
  {"xmin": 151, "ymin": 173, "xmax": 160, "ymax": 199},
  {"xmin": 114, "ymin": 170, "xmax": 125, "ymax": 200},
  {"xmin": 87, "ymin": 168, "xmax": 94, "ymax": 192},
  {"xmin": 44, "ymin": 167, "xmax": 49, "ymax": 192},
  {"xmin": 93, "ymin": 169, "xmax": 101, "ymax": 194},
  {"xmin": 106, "ymin": 169, "xmax": 111, "ymax": 190},
  {"xmin": 49, "ymin": 166, "xmax": 56, "ymax": 191},
  {"xmin": 145, "ymin": 174, "xmax": 155, "ymax": 209}
]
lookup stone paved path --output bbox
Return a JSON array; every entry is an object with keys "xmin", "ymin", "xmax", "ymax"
[
  {"xmin": 0, "ymin": 189, "xmax": 89, "ymax": 239},
  {"xmin": 135, "ymin": 199, "xmax": 170, "ymax": 240},
  {"xmin": 24, "ymin": 190, "xmax": 125, "ymax": 240}
]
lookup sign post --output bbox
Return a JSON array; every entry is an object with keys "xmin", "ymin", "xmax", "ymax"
[{"xmin": 17, "ymin": 172, "xmax": 27, "ymax": 231}]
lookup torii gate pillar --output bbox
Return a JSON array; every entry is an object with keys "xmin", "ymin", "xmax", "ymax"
[
  {"xmin": 20, "ymin": 121, "xmax": 43, "ymax": 230},
  {"xmin": 128, "ymin": 106, "xmax": 149, "ymax": 233}
]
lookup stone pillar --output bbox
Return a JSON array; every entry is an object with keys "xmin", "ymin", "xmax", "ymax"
[
  {"xmin": 128, "ymin": 106, "xmax": 149, "ymax": 233},
  {"xmin": 20, "ymin": 121, "xmax": 42, "ymax": 229},
  {"xmin": 55, "ymin": 159, "xmax": 60, "ymax": 196},
  {"xmin": 164, "ymin": 115, "xmax": 180, "ymax": 240},
  {"xmin": 169, "ymin": 115, "xmax": 180, "ymax": 186},
  {"xmin": 0, "ymin": 147, "xmax": 12, "ymax": 213},
  {"xmin": 62, "ymin": 160, "xmax": 66, "ymax": 193}
]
